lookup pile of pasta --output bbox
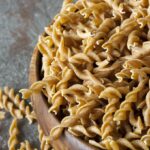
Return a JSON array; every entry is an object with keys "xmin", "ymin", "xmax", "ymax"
[
  {"xmin": 0, "ymin": 87, "xmax": 53, "ymax": 150},
  {"xmin": 18, "ymin": 0, "xmax": 150, "ymax": 149}
]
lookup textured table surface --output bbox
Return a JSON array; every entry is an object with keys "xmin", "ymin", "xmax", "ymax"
[{"xmin": 0, "ymin": 0, "xmax": 62, "ymax": 149}]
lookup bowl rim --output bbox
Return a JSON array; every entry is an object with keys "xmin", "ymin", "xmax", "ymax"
[{"xmin": 28, "ymin": 47, "xmax": 98, "ymax": 150}]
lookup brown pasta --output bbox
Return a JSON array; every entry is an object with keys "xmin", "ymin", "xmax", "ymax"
[
  {"xmin": 19, "ymin": 140, "xmax": 37, "ymax": 150},
  {"xmin": 99, "ymin": 87, "xmax": 121, "ymax": 139},
  {"xmin": 3, "ymin": 87, "xmax": 36, "ymax": 124},
  {"xmin": 19, "ymin": 0, "xmax": 150, "ymax": 149},
  {"xmin": 143, "ymin": 89, "xmax": 150, "ymax": 127},
  {"xmin": 1, "ymin": 94, "xmax": 23, "ymax": 119},
  {"xmin": 8, "ymin": 119, "xmax": 19, "ymax": 150}
]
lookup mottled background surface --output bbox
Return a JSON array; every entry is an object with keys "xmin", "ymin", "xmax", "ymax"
[{"xmin": 0, "ymin": 0, "xmax": 62, "ymax": 149}]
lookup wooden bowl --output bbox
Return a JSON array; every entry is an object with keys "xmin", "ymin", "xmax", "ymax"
[{"xmin": 29, "ymin": 47, "xmax": 98, "ymax": 150}]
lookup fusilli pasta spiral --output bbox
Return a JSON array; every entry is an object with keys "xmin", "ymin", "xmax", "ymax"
[
  {"xmin": 8, "ymin": 119, "xmax": 19, "ymax": 150},
  {"xmin": 19, "ymin": 0, "xmax": 150, "ymax": 149},
  {"xmin": 3, "ymin": 87, "xmax": 36, "ymax": 124}
]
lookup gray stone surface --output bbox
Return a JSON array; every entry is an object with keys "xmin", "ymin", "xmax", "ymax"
[{"xmin": 0, "ymin": 0, "xmax": 63, "ymax": 149}]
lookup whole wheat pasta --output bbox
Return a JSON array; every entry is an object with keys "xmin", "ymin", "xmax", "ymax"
[
  {"xmin": 123, "ymin": 122, "xmax": 141, "ymax": 140},
  {"xmin": 127, "ymin": 30, "xmax": 146, "ymax": 49},
  {"xmin": 19, "ymin": 0, "xmax": 150, "ymax": 149},
  {"xmin": 8, "ymin": 119, "xmax": 19, "ymax": 150},
  {"xmin": 68, "ymin": 124, "xmax": 101, "ymax": 138},
  {"xmin": 89, "ymin": 136, "xmax": 120, "ymax": 150},
  {"xmin": 99, "ymin": 87, "xmax": 121, "ymax": 139},
  {"xmin": 131, "ymin": 139, "xmax": 149, "ymax": 150},
  {"xmin": 143, "ymin": 89, "xmax": 150, "ymax": 127},
  {"xmin": 19, "ymin": 140, "xmax": 37, "ymax": 150},
  {"xmin": 1, "ymin": 94, "xmax": 23, "ymax": 119},
  {"xmin": 114, "ymin": 79, "xmax": 147, "ymax": 121},
  {"xmin": 117, "ymin": 138, "xmax": 137, "ymax": 150},
  {"xmin": 129, "ymin": 110, "xmax": 144, "ymax": 134},
  {"xmin": 3, "ymin": 87, "xmax": 36, "ymax": 124}
]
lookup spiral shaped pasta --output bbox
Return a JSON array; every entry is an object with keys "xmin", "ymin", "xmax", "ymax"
[
  {"xmin": 8, "ymin": 119, "xmax": 19, "ymax": 150},
  {"xmin": 84, "ymin": 18, "xmax": 116, "ymax": 53},
  {"xmin": 104, "ymin": 0, "xmax": 130, "ymax": 18},
  {"xmin": 114, "ymin": 79, "xmax": 147, "ymax": 121},
  {"xmin": 25, "ymin": 106, "xmax": 36, "ymax": 124},
  {"xmin": 117, "ymin": 138, "xmax": 137, "ymax": 150},
  {"xmin": 50, "ymin": 100, "xmax": 99, "ymax": 139},
  {"xmin": 68, "ymin": 125, "xmax": 101, "ymax": 138},
  {"xmin": 18, "ymin": 0, "xmax": 150, "ymax": 149},
  {"xmin": 19, "ymin": 140, "xmax": 37, "ymax": 150},
  {"xmin": 127, "ymin": 30, "xmax": 146, "ymax": 50},
  {"xmin": 89, "ymin": 136, "xmax": 120, "ymax": 150},
  {"xmin": 123, "ymin": 122, "xmax": 141, "ymax": 140},
  {"xmin": 103, "ymin": 18, "xmax": 138, "ymax": 59},
  {"xmin": 4, "ymin": 87, "xmax": 36, "ymax": 124},
  {"xmin": 1, "ymin": 94, "xmax": 23, "ymax": 119},
  {"xmin": 129, "ymin": 110, "xmax": 144, "ymax": 134},
  {"xmin": 143, "ymin": 90, "xmax": 150, "ymax": 127},
  {"xmin": 20, "ymin": 76, "xmax": 59, "ymax": 100},
  {"xmin": 131, "ymin": 139, "xmax": 149, "ymax": 150},
  {"xmin": 99, "ymin": 87, "xmax": 122, "ymax": 139}
]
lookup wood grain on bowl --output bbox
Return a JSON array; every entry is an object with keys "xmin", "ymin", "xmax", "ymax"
[{"xmin": 29, "ymin": 48, "xmax": 98, "ymax": 150}]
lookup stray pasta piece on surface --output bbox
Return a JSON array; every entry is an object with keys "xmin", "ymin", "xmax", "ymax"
[{"xmin": 8, "ymin": 119, "xmax": 19, "ymax": 150}]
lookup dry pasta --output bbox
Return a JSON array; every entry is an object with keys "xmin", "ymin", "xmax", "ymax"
[
  {"xmin": 8, "ymin": 0, "xmax": 150, "ymax": 149},
  {"xmin": 8, "ymin": 119, "xmax": 19, "ymax": 150},
  {"xmin": 3, "ymin": 87, "xmax": 36, "ymax": 124},
  {"xmin": 1, "ymin": 94, "xmax": 23, "ymax": 119},
  {"xmin": 19, "ymin": 140, "xmax": 37, "ymax": 150},
  {"xmin": 143, "ymin": 90, "xmax": 150, "ymax": 127},
  {"xmin": 99, "ymin": 87, "xmax": 121, "ymax": 139}
]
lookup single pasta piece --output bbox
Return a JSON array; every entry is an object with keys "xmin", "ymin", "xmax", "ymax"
[
  {"xmin": 50, "ymin": 100, "xmax": 99, "ymax": 139},
  {"xmin": 1, "ymin": 94, "xmax": 23, "ymax": 119},
  {"xmin": 114, "ymin": 79, "xmax": 147, "ymax": 121},
  {"xmin": 3, "ymin": 87, "xmax": 36, "ymax": 124},
  {"xmin": 20, "ymin": 76, "xmax": 59, "ymax": 100},
  {"xmin": 8, "ymin": 119, "xmax": 19, "ymax": 150},
  {"xmin": 99, "ymin": 87, "xmax": 122, "ymax": 139}
]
